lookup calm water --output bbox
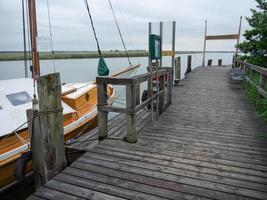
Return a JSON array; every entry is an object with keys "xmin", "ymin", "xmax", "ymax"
[
  {"xmin": 0, "ymin": 53, "xmax": 234, "ymax": 108},
  {"xmin": 0, "ymin": 52, "xmax": 233, "ymax": 199},
  {"xmin": 0, "ymin": 53, "xmax": 234, "ymax": 82}
]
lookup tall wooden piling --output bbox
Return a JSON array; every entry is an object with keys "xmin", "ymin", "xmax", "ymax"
[{"xmin": 27, "ymin": 73, "xmax": 66, "ymax": 189}]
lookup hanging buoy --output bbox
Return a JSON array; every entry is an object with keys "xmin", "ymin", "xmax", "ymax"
[
  {"xmin": 15, "ymin": 151, "xmax": 34, "ymax": 185},
  {"xmin": 98, "ymin": 57, "xmax": 110, "ymax": 76}
]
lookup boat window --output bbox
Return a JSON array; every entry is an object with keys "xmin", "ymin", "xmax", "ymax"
[{"xmin": 6, "ymin": 91, "xmax": 32, "ymax": 106}]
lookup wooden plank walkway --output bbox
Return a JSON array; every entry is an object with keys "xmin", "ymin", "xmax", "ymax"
[{"xmin": 28, "ymin": 66, "xmax": 267, "ymax": 200}]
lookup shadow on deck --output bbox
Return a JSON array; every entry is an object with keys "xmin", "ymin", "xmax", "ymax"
[{"xmin": 28, "ymin": 66, "xmax": 267, "ymax": 200}]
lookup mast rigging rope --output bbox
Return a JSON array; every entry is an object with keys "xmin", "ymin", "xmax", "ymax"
[
  {"xmin": 46, "ymin": 0, "xmax": 56, "ymax": 73},
  {"xmin": 83, "ymin": 0, "xmax": 102, "ymax": 56},
  {"xmin": 108, "ymin": 0, "xmax": 131, "ymax": 66},
  {"xmin": 22, "ymin": 0, "xmax": 28, "ymax": 78}
]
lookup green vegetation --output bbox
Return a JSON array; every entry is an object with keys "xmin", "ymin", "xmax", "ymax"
[
  {"xmin": 0, "ymin": 50, "xmax": 148, "ymax": 61},
  {"xmin": 242, "ymin": 70, "xmax": 267, "ymax": 122},
  {"xmin": 238, "ymin": 0, "xmax": 267, "ymax": 67},
  {"xmin": 239, "ymin": 0, "xmax": 267, "ymax": 122}
]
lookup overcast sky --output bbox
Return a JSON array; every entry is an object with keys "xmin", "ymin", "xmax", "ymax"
[{"xmin": 0, "ymin": 0, "xmax": 257, "ymax": 52}]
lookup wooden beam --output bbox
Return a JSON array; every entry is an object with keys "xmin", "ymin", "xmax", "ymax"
[
  {"xmin": 162, "ymin": 51, "xmax": 176, "ymax": 56},
  {"xmin": 205, "ymin": 34, "xmax": 239, "ymax": 40},
  {"xmin": 96, "ymin": 77, "xmax": 134, "ymax": 85}
]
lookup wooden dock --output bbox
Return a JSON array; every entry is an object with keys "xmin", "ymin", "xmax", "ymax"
[{"xmin": 28, "ymin": 66, "xmax": 267, "ymax": 200}]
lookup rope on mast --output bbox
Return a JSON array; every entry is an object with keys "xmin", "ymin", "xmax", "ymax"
[
  {"xmin": 83, "ymin": 0, "xmax": 109, "ymax": 76},
  {"xmin": 108, "ymin": 0, "xmax": 131, "ymax": 66},
  {"xmin": 46, "ymin": 0, "xmax": 56, "ymax": 73},
  {"xmin": 22, "ymin": 0, "xmax": 28, "ymax": 78},
  {"xmin": 83, "ymin": 0, "xmax": 102, "ymax": 56},
  {"xmin": 25, "ymin": 0, "xmax": 32, "ymax": 67}
]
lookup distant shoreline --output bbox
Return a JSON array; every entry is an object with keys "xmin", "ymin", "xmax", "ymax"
[{"xmin": 0, "ymin": 50, "xmax": 235, "ymax": 61}]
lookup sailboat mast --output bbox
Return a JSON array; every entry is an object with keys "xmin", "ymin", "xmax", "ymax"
[{"xmin": 28, "ymin": 0, "xmax": 40, "ymax": 78}]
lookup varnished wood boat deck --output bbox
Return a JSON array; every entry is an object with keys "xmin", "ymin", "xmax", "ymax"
[{"xmin": 28, "ymin": 66, "xmax": 267, "ymax": 200}]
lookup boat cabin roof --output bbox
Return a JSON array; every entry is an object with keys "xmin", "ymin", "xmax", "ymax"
[{"xmin": 0, "ymin": 78, "xmax": 77, "ymax": 138}]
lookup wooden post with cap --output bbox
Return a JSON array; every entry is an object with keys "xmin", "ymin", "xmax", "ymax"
[{"xmin": 27, "ymin": 73, "xmax": 66, "ymax": 190}]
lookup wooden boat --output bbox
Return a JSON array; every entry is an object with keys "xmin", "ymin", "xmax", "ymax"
[
  {"xmin": 0, "ymin": 64, "xmax": 139, "ymax": 192},
  {"xmin": 0, "ymin": 0, "xmax": 140, "ymax": 192}
]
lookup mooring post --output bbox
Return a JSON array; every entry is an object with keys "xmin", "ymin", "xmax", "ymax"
[
  {"xmin": 27, "ymin": 73, "xmax": 66, "ymax": 190},
  {"xmin": 186, "ymin": 55, "xmax": 192, "ymax": 75},
  {"xmin": 125, "ymin": 84, "xmax": 137, "ymax": 143},
  {"xmin": 97, "ymin": 83, "xmax": 108, "ymax": 141},
  {"xmin": 208, "ymin": 59, "xmax": 212, "ymax": 66},
  {"xmin": 218, "ymin": 59, "xmax": 222, "ymax": 66},
  {"xmin": 174, "ymin": 57, "xmax": 181, "ymax": 86}
]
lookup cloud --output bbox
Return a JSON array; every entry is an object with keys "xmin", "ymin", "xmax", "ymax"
[{"xmin": 0, "ymin": 0, "xmax": 257, "ymax": 51}]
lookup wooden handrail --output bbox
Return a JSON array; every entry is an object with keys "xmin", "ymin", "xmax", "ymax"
[
  {"xmin": 234, "ymin": 58, "xmax": 267, "ymax": 99},
  {"xmin": 235, "ymin": 59, "xmax": 267, "ymax": 76},
  {"xmin": 96, "ymin": 68, "xmax": 170, "ymax": 85},
  {"xmin": 96, "ymin": 67, "xmax": 173, "ymax": 143}
]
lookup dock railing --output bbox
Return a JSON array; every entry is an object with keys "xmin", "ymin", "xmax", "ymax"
[
  {"xmin": 234, "ymin": 58, "xmax": 267, "ymax": 103},
  {"xmin": 96, "ymin": 67, "xmax": 173, "ymax": 143}
]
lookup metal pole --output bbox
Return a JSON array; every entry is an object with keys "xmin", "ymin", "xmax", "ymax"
[
  {"xmin": 235, "ymin": 16, "xmax": 242, "ymax": 57},
  {"xmin": 148, "ymin": 22, "xmax": 154, "ymax": 122},
  {"xmin": 159, "ymin": 21, "xmax": 163, "ymax": 67},
  {"xmin": 171, "ymin": 21, "xmax": 176, "ymax": 84},
  {"xmin": 148, "ymin": 22, "xmax": 152, "ymax": 67},
  {"xmin": 202, "ymin": 20, "xmax": 207, "ymax": 67},
  {"xmin": 22, "ymin": 0, "xmax": 28, "ymax": 78}
]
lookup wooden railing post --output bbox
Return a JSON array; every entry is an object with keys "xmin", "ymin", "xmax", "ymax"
[
  {"xmin": 158, "ymin": 75, "xmax": 165, "ymax": 115},
  {"xmin": 236, "ymin": 58, "xmax": 267, "ymax": 102},
  {"xmin": 124, "ymin": 84, "xmax": 137, "ymax": 143},
  {"xmin": 97, "ymin": 83, "xmax": 108, "ymax": 141},
  {"xmin": 166, "ymin": 69, "xmax": 173, "ymax": 107},
  {"xmin": 257, "ymin": 74, "xmax": 267, "ymax": 107},
  {"xmin": 27, "ymin": 73, "xmax": 66, "ymax": 190},
  {"xmin": 135, "ymin": 83, "xmax": 140, "ymax": 105}
]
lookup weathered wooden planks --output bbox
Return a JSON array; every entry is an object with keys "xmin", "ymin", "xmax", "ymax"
[{"xmin": 28, "ymin": 66, "xmax": 267, "ymax": 200}]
